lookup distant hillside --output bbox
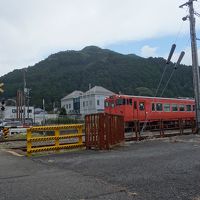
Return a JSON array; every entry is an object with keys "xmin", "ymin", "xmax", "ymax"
[{"xmin": 0, "ymin": 46, "xmax": 193, "ymax": 110}]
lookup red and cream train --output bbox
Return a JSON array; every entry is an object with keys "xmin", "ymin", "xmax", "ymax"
[{"xmin": 104, "ymin": 95, "xmax": 195, "ymax": 123}]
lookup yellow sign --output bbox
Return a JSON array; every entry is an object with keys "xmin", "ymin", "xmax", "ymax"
[{"xmin": 0, "ymin": 83, "xmax": 4, "ymax": 93}]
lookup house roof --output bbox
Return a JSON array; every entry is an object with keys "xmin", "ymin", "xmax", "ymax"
[
  {"xmin": 85, "ymin": 86, "xmax": 114, "ymax": 96},
  {"xmin": 61, "ymin": 90, "xmax": 84, "ymax": 100}
]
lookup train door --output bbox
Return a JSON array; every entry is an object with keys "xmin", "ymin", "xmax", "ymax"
[
  {"xmin": 133, "ymin": 100, "xmax": 138, "ymax": 120},
  {"xmin": 138, "ymin": 101, "xmax": 146, "ymax": 121}
]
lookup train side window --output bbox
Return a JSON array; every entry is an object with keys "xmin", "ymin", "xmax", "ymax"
[
  {"xmin": 193, "ymin": 105, "xmax": 195, "ymax": 111},
  {"xmin": 111, "ymin": 103, "xmax": 115, "ymax": 108},
  {"xmin": 152, "ymin": 103, "xmax": 155, "ymax": 111},
  {"xmin": 123, "ymin": 99, "xmax": 126, "ymax": 105},
  {"xmin": 129, "ymin": 99, "xmax": 132, "ymax": 105},
  {"xmin": 164, "ymin": 104, "xmax": 170, "ymax": 112},
  {"xmin": 116, "ymin": 99, "xmax": 123, "ymax": 105},
  {"xmin": 186, "ymin": 105, "xmax": 191, "ymax": 111},
  {"xmin": 179, "ymin": 104, "xmax": 185, "ymax": 112},
  {"xmin": 134, "ymin": 101, "xmax": 137, "ymax": 109},
  {"xmin": 156, "ymin": 103, "xmax": 163, "ymax": 111},
  {"xmin": 172, "ymin": 104, "xmax": 178, "ymax": 111},
  {"xmin": 139, "ymin": 102, "xmax": 145, "ymax": 110}
]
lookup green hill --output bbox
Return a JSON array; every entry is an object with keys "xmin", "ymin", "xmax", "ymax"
[{"xmin": 0, "ymin": 46, "xmax": 193, "ymax": 110}]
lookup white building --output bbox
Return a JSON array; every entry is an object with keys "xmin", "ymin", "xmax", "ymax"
[
  {"xmin": 80, "ymin": 86, "xmax": 114, "ymax": 115},
  {"xmin": 61, "ymin": 86, "xmax": 114, "ymax": 117},
  {"xmin": 61, "ymin": 91, "xmax": 83, "ymax": 114},
  {"xmin": 2, "ymin": 106, "xmax": 34, "ymax": 121}
]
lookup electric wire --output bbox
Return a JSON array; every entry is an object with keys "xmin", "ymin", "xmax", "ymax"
[
  {"xmin": 140, "ymin": 13, "xmax": 187, "ymax": 133},
  {"xmin": 160, "ymin": 67, "xmax": 176, "ymax": 97}
]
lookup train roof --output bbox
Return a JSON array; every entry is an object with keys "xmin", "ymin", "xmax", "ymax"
[{"xmin": 107, "ymin": 94, "xmax": 194, "ymax": 101}]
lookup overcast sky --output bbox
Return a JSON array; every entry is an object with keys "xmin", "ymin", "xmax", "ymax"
[{"xmin": 1, "ymin": 0, "xmax": 200, "ymax": 76}]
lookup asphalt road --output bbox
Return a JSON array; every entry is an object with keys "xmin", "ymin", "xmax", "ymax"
[{"xmin": 1, "ymin": 135, "xmax": 200, "ymax": 200}]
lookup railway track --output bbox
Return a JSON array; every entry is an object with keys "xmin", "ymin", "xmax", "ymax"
[{"xmin": 0, "ymin": 138, "xmax": 26, "ymax": 143}]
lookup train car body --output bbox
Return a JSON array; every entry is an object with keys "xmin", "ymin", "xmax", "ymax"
[{"xmin": 104, "ymin": 95, "xmax": 195, "ymax": 123}]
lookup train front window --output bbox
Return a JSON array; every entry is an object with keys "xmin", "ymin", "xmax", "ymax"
[
  {"xmin": 186, "ymin": 105, "xmax": 191, "ymax": 111},
  {"xmin": 179, "ymin": 105, "xmax": 185, "ymax": 111},
  {"xmin": 172, "ymin": 104, "xmax": 178, "ymax": 111},
  {"xmin": 156, "ymin": 103, "xmax": 163, "ymax": 111},
  {"xmin": 139, "ymin": 102, "xmax": 145, "ymax": 110},
  {"xmin": 164, "ymin": 104, "xmax": 170, "ymax": 112},
  {"xmin": 105, "ymin": 102, "xmax": 109, "ymax": 107},
  {"xmin": 116, "ymin": 98, "xmax": 126, "ymax": 105}
]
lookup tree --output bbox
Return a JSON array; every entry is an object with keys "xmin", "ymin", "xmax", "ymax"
[{"xmin": 59, "ymin": 107, "xmax": 66, "ymax": 115}]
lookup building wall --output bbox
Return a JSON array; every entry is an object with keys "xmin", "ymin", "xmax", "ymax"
[
  {"xmin": 61, "ymin": 99, "xmax": 74, "ymax": 114},
  {"xmin": 95, "ymin": 95, "xmax": 106, "ymax": 112},
  {"xmin": 80, "ymin": 94, "xmax": 107, "ymax": 116},
  {"xmin": 80, "ymin": 94, "xmax": 96, "ymax": 115},
  {"xmin": 3, "ymin": 106, "xmax": 34, "ymax": 120},
  {"xmin": 61, "ymin": 87, "xmax": 114, "ymax": 116}
]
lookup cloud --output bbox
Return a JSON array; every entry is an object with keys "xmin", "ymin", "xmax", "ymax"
[
  {"xmin": 0, "ymin": 0, "xmax": 195, "ymax": 76},
  {"xmin": 140, "ymin": 45, "xmax": 158, "ymax": 58}
]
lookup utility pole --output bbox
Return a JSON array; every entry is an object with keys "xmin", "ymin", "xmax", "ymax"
[
  {"xmin": 180, "ymin": 0, "xmax": 200, "ymax": 133},
  {"xmin": 23, "ymin": 69, "xmax": 26, "ymax": 125}
]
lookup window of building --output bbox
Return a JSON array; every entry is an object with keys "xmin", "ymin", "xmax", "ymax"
[
  {"xmin": 186, "ymin": 105, "xmax": 191, "ymax": 111},
  {"xmin": 97, "ymin": 100, "xmax": 100, "ymax": 106},
  {"xmin": 164, "ymin": 104, "xmax": 170, "ymax": 112},
  {"xmin": 69, "ymin": 104, "xmax": 71, "ymax": 109},
  {"xmin": 27, "ymin": 109, "xmax": 32, "ymax": 113},
  {"xmin": 179, "ymin": 105, "xmax": 185, "ymax": 112},
  {"xmin": 156, "ymin": 103, "xmax": 163, "ymax": 111},
  {"xmin": 90, "ymin": 101, "xmax": 92, "ymax": 106},
  {"xmin": 83, "ymin": 102, "xmax": 85, "ymax": 107},
  {"xmin": 86, "ymin": 101, "xmax": 88, "ymax": 106},
  {"xmin": 152, "ymin": 103, "xmax": 155, "ymax": 111},
  {"xmin": 66, "ymin": 104, "xmax": 68, "ymax": 109},
  {"xmin": 172, "ymin": 104, "xmax": 178, "ymax": 111},
  {"xmin": 12, "ymin": 109, "xmax": 17, "ymax": 113},
  {"xmin": 139, "ymin": 102, "xmax": 145, "ymax": 110}
]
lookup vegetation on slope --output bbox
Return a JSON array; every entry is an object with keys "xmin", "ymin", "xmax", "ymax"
[{"xmin": 0, "ymin": 46, "xmax": 193, "ymax": 110}]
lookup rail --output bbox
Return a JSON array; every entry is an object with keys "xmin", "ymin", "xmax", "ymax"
[{"xmin": 27, "ymin": 124, "xmax": 84, "ymax": 156}]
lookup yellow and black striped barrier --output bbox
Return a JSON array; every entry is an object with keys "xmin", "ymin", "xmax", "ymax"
[
  {"xmin": 3, "ymin": 127, "xmax": 9, "ymax": 139},
  {"xmin": 27, "ymin": 124, "xmax": 84, "ymax": 156}
]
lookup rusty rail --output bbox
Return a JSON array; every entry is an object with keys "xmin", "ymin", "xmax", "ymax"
[{"xmin": 130, "ymin": 118, "xmax": 196, "ymax": 140}]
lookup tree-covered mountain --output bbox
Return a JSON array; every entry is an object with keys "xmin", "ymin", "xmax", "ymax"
[{"xmin": 0, "ymin": 46, "xmax": 193, "ymax": 110}]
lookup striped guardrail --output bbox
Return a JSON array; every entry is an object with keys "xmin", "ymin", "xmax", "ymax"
[{"xmin": 27, "ymin": 124, "xmax": 84, "ymax": 156}]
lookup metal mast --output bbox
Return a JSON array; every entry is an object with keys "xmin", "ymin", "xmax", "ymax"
[
  {"xmin": 180, "ymin": 0, "xmax": 200, "ymax": 133},
  {"xmin": 23, "ymin": 69, "xmax": 26, "ymax": 125}
]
